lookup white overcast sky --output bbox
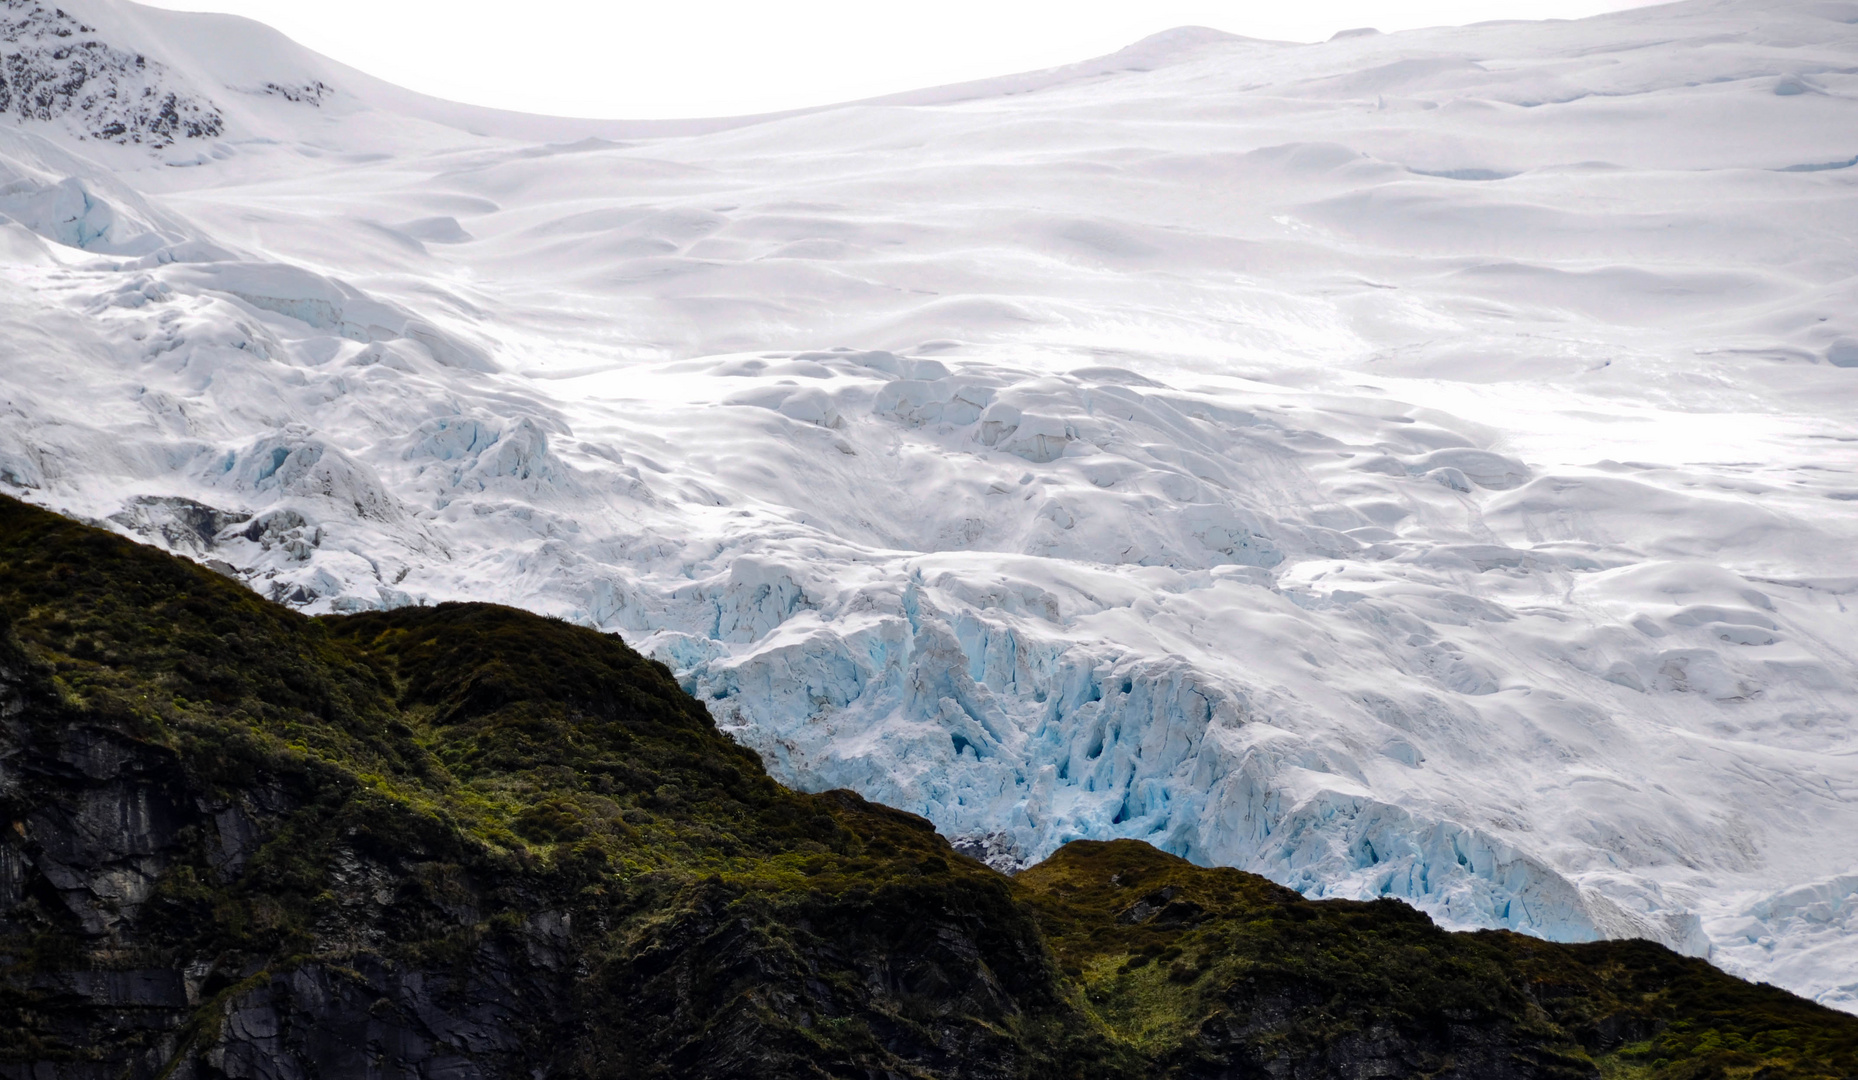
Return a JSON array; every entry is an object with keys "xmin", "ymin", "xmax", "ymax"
[{"xmin": 136, "ymin": 0, "xmax": 1668, "ymax": 119}]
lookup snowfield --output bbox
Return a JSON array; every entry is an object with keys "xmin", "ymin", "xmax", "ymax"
[{"xmin": 1, "ymin": 0, "xmax": 1855, "ymax": 1011}]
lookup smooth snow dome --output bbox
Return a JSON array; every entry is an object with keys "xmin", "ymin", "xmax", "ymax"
[{"xmin": 0, "ymin": 0, "xmax": 1855, "ymax": 1013}]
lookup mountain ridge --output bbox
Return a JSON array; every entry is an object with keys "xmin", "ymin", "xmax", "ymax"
[
  {"xmin": 0, "ymin": 0, "xmax": 224, "ymax": 149},
  {"xmin": 2, "ymin": 492, "xmax": 1855, "ymax": 1079}
]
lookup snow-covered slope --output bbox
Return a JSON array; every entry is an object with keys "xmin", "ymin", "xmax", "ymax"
[{"xmin": 1, "ymin": 0, "xmax": 1855, "ymax": 1011}]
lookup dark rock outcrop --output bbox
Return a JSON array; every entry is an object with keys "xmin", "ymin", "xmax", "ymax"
[{"xmin": 0, "ymin": 0, "xmax": 224, "ymax": 148}]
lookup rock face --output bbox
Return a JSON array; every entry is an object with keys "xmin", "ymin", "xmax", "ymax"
[
  {"xmin": 0, "ymin": 0, "xmax": 223, "ymax": 148},
  {"xmin": 0, "ymin": 495, "xmax": 1085, "ymax": 1079},
  {"xmin": 0, "ymin": 493, "xmax": 1853, "ymax": 1080}
]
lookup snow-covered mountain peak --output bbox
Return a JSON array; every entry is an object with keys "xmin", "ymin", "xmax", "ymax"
[
  {"xmin": 0, "ymin": 0, "xmax": 225, "ymax": 152},
  {"xmin": 0, "ymin": 0, "xmax": 632, "ymax": 171}
]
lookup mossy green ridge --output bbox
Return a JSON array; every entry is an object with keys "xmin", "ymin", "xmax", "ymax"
[
  {"xmin": 1018, "ymin": 840, "xmax": 1857, "ymax": 1080},
  {"xmin": 0, "ymin": 493, "xmax": 1849, "ymax": 1080}
]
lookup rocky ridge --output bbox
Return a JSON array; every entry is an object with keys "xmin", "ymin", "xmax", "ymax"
[
  {"xmin": 0, "ymin": 0, "xmax": 222, "ymax": 149},
  {"xmin": 0, "ymin": 493, "xmax": 1854, "ymax": 1080}
]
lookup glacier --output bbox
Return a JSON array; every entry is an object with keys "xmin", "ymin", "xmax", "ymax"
[{"xmin": 0, "ymin": 0, "xmax": 1854, "ymax": 1012}]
